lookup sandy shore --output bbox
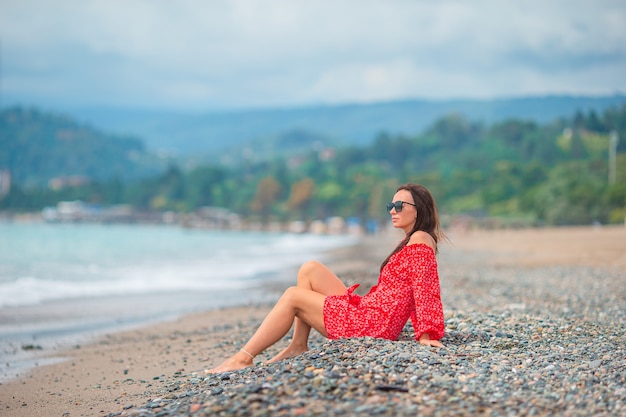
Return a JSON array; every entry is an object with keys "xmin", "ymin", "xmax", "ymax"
[
  {"xmin": 1, "ymin": 225, "xmax": 624, "ymax": 417},
  {"xmin": 446, "ymin": 224, "xmax": 626, "ymax": 269}
]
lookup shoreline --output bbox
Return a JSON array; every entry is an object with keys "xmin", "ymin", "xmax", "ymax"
[
  {"xmin": 0, "ymin": 231, "xmax": 387, "ymax": 416},
  {"xmin": 1, "ymin": 225, "xmax": 625, "ymax": 417},
  {"xmin": 0, "ymin": 226, "xmax": 357, "ymax": 384}
]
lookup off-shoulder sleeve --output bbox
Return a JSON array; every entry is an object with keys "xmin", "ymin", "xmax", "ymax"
[{"xmin": 407, "ymin": 245, "xmax": 445, "ymax": 341}]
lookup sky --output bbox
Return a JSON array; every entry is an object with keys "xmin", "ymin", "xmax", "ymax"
[{"xmin": 1, "ymin": 0, "xmax": 625, "ymax": 112}]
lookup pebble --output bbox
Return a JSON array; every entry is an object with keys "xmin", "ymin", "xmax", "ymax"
[{"xmin": 111, "ymin": 246, "xmax": 625, "ymax": 417}]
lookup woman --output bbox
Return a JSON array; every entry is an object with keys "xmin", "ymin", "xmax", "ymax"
[{"xmin": 208, "ymin": 183, "xmax": 445, "ymax": 374}]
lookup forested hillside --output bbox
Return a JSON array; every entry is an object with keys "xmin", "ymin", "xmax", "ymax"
[
  {"xmin": 1, "ymin": 104, "xmax": 625, "ymax": 226},
  {"xmin": 0, "ymin": 107, "xmax": 167, "ymax": 187}
]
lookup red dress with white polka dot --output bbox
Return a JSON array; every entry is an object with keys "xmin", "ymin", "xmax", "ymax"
[{"xmin": 323, "ymin": 243, "xmax": 444, "ymax": 341}]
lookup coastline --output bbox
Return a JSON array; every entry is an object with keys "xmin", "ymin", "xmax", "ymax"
[
  {"xmin": 1, "ymin": 225, "xmax": 625, "ymax": 417},
  {"xmin": 0, "ymin": 231, "xmax": 386, "ymax": 416},
  {"xmin": 0, "ymin": 224, "xmax": 356, "ymax": 384}
]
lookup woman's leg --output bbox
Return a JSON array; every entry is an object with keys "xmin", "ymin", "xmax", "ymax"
[
  {"xmin": 207, "ymin": 260, "xmax": 347, "ymax": 373},
  {"xmin": 207, "ymin": 286, "xmax": 326, "ymax": 373},
  {"xmin": 268, "ymin": 260, "xmax": 347, "ymax": 363}
]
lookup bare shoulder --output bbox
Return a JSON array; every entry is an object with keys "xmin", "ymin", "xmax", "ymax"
[{"xmin": 408, "ymin": 231, "xmax": 436, "ymax": 251}]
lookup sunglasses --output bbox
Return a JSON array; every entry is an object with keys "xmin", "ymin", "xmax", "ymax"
[{"xmin": 386, "ymin": 201, "xmax": 417, "ymax": 212}]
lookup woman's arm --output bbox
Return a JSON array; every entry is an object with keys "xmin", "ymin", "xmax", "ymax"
[{"xmin": 407, "ymin": 245, "xmax": 445, "ymax": 345}]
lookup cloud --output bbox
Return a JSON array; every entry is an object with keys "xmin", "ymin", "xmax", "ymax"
[{"xmin": 1, "ymin": 0, "xmax": 625, "ymax": 110}]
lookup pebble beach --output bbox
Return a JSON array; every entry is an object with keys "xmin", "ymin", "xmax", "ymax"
[{"xmin": 1, "ymin": 226, "xmax": 625, "ymax": 417}]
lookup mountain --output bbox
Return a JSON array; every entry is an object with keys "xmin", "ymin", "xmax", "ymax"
[
  {"xmin": 69, "ymin": 94, "xmax": 626, "ymax": 156},
  {"xmin": 0, "ymin": 107, "xmax": 168, "ymax": 187}
]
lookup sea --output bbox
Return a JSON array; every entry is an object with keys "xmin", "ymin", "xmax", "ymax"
[{"xmin": 0, "ymin": 221, "xmax": 357, "ymax": 381}]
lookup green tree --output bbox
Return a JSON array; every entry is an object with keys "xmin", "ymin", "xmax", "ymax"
[
  {"xmin": 186, "ymin": 166, "xmax": 227, "ymax": 208},
  {"xmin": 314, "ymin": 181, "xmax": 344, "ymax": 219},
  {"xmin": 527, "ymin": 161, "xmax": 607, "ymax": 224},
  {"xmin": 424, "ymin": 114, "xmax": 482, "ymax": 150}
]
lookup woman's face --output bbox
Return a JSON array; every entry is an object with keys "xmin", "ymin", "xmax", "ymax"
[{"xmin": 389, "ymin": 189, "xmax": 417, "ymax": 234}]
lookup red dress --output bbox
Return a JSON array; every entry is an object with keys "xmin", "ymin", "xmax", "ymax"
[{"xmin": 323, "ymin": 243, "xmax": 444, "ymax": 341}]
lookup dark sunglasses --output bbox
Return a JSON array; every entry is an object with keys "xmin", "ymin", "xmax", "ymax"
[{"xmin": 386, "ymin": 201, "xmax": 417, "ymax": 212}]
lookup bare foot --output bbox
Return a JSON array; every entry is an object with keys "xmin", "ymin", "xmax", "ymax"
[
  {"xmin": 205, "ymin": 352, "xmax": 253, "ymax": 374},
  {"xmin": 267, "ymin": 345, "xmax": 308, "ymax": 363}
]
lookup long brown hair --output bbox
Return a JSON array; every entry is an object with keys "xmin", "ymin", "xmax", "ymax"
[{"xmin": 380, "ymin": 183, "xmax": 446, "ymax": 271}]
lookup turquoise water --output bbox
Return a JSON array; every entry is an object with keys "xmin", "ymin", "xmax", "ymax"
[
  {"xmin": 0, "ymin": 222, "xmax": 356, "ymax": 380},
  {"xmin": 0, "ymin": 222, "xmax": 354, "ymax": 307}
]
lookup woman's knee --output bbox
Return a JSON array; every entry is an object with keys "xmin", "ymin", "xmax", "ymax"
[
  {"xmin": 280, "ymin": 286, "xmax": 300, "ymax": 304},
  {"xmin": 298, "ymin": 260, "xmax": 324, "ymax": 280},
  {"xmin": 278, "ymin": 286, "xmax": 310, "ymax": 313}
]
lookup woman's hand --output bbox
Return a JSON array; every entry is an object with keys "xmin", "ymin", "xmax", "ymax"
[{"xmin": 419, "ymin": 334, "xmax": 443, "ymax": 348}]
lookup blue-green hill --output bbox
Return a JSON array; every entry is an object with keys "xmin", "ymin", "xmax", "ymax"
[{"xmin": 70, "ymin": 94, "xmax": 626, "ymax": 156}]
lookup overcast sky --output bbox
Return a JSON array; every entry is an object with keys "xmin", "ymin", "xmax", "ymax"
[{"xmin": 1, "ymin": 0, "xmax": 625, "ymax": 112}]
